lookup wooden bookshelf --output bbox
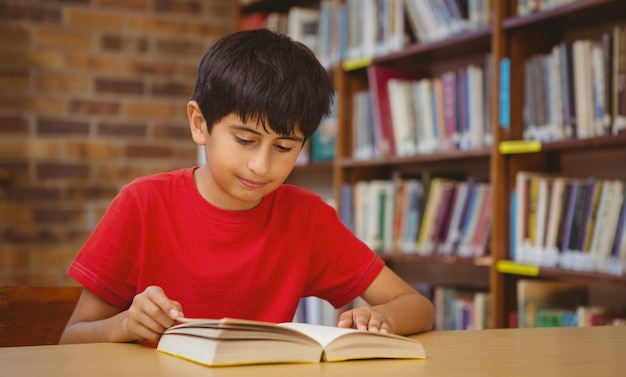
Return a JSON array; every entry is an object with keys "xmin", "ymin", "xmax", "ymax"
[
  {"xmin": 241, "ymin": 0, "xmax": 626, "ymax": 330},
  {"xmin": 491, "ymin": 0, "xmax": 626, "ymax": 327}
]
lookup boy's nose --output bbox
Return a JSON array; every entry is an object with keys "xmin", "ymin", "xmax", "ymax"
[{"xmin": 247, "ymin": 148, "xmax": 271, "ymax": 176}]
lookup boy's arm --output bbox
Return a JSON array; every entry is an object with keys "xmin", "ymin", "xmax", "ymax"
[
  {"xmin": 337, "ymin": 266, "xmax": 435, "ymax": 335},
  {"xmin": 59, "ymin": 286, "xmax": 182, "ymax": 344}
]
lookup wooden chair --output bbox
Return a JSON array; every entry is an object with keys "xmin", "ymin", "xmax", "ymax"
[{"xmin": 0, "ymin": 286, "xmax": 82, "ymax": 347}]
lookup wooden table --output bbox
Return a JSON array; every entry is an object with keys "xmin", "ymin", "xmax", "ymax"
[{"xmin": 2, "ymin": 326, "xmax": 624, "ymax": 377}]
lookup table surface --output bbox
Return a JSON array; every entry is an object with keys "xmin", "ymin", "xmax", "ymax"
[{"xmin": 2, "ymin": 326, "xmax": 624, "ymax": 377}]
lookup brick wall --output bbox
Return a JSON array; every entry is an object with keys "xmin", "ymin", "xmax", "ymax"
[{"xmin": 0, "ymin": 0, "xmax": 237, "ymax": 285}]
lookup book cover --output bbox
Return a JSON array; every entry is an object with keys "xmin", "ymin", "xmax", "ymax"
[{"xmin": 367, "ymin": 64, "xmax": 422, "ymax": 157}]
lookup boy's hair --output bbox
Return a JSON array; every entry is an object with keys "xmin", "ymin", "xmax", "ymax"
[{"xmin": 191, "ymin": 29, "xmax": 334, "ymax": 141}]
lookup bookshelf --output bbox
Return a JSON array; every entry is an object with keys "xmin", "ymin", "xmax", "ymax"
[
  {"xmin": 491, "ymin": 0, "xmax": 626, "ymax": 328},
  {"xmin": 239, "ymin": 0, "xmax": 626, "ymax": 330}
]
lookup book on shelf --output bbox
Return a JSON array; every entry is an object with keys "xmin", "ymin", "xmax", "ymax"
[
  {"xmin": 288, "ymin": 7, "xmax": 321, "ymax": 57},
  {"xmin": 512, "ymin": 171, "xmax": 626, "ymax": 274},
  {"xmin": 352, "ymin": 89, "xmax": 377, "ymax": 160},
  {"xmin": 433, "ymin": 287, "xmax": 491, "ymax": 330},
  {"xmin": 516, "ymin": 279, "xmax": 588, "ymax": 328},
  {"xmin": 310, "ymin": 93, "xmax": 337, "ymax": 162},
  {"xmin": 344, "ymin": 174, "xmax": 493, "ymax": 257},
  {"xmin": 521, "ymin": 30, "xmax": 625, "ymax": 142},
  {"xmin": 343, "ymin": 0, "xmax": 406, "ymax": 62},
  {"xmin": 367, "ymin": 65, "xmax": 422, "ymax": 158},
  {"xmin": 157, "ymin": 317, "xmax": 426, "ymax": 367}
]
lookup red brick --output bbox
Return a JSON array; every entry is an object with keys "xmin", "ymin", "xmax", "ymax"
[
  {"xmin": 100, "ymin": 34, "xmax": 148, "ymax": 53},
  {"xmin": 7, "ymin": 186, "xmax": 62, "ymax": 202},
  {"xmin": 129, "ymin": 16, "xmax": 177, "ymax": 34},
  {"xmin": 0, "ymin": 116, "xmax": 29, "ymax": 134},
  {"xmin": 2, "ymin": 227, "xmax": 60, "ymax": 245},
  {"xmin": 37, "ymin": 162, "xmax": 90, "ymax": 179},
  {"xmin": 0, "ymin": 48, "xmax": 64, "ymax": 70},
  {"xmin": 125, "ymin": 100, "xmax": 184, "ymax": 119},
  {"xmin": 37, "ymin": 27, "xmax": 93, "ymax": 50},
  {"xmin": 35, "ymin": 72, "xmax": 89, "ymax": 93},
  {"xmin": 126, "ymin": 59, "xmax": 176, "ymax": 76},
  {"xmin": 67, "ymin": 53, "xmax": 121, "ymax": 73},
  {"xmin": 0, "ymin": 94, "xmax": 64, "ymax": 115},
  {"xmin": 151, "ymin": 81, "xmax": 192, "ymax": 97},
  {"xmin": 95, "ymin": 78, "xmax": 144, "ymax": 95},
  {"xmin": 0, "ymin": 139, "xmax": 30, "ymax": 158},
  {"xmin": 0, "ymin": 4, "xmax": 62, "ymax": 23},
  {"xmin": 66, "ymin": 8, "xmax": 124, "ymax": 31},
  {"xmin": 0, "ymin": 69, "xmax": 30, "ymax": 93},
  {"xmin": 154, "ymin": 0, "xmax": 201, "ymax": 14},
  {"xmin": 37, "ymin": 119, "xmax": 90, "ymax": 135},
  {"xmin": 0, "ymin": 246, "xmax": 29, "ymax": 268},
  {"xmin": 95, "ymin": 164, "xmax": 147, "ymax": 181},
  {"xmin": 65, "ymin": 141, "xmax": 120, "ymax": 159},
  {"xmin": 98, "ymin": 122, "xmax": 147, "ymax": 137},
  {"xmin": 0, "ymin": 24, "xmax": 32, "ymax": 46},
  {"xmin": 32, "ymin": 207, "xmax": 85, "ymax": 224},
  {"xmin": 154, "ymin": 123, "xmax": 190, "ymax": 139},
  {"xmin": 66, "ymin": 185, "xmax": 118, "ymax": 201},
  {"xmin": 173, "ymin": 145, "xmax": 197, "ymax": 161},
  {"xmin": 68, "ymin": 99, "xmax": 120, "ymax": 115},
  {"xmin": 125, "ymin": 144, "xmax": 173, "ymax": 159},
  {"xmin": 155, "ymin": 39, "xmax": 206, "ymax": 57}
]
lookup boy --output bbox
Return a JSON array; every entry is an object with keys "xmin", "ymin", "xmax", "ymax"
[{"xmin": 60, "ymin": 29, "xmax": 434, "ymax": 344}]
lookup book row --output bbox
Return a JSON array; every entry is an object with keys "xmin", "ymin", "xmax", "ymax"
[
  {"xmin": 352, "ymin": 60, "xmax": 493, "ymax": 159},
  {"xmin": 340, "ymin": 176, "xmax": 492, "ymax": 257},
  {"xmin": 241, "ymin": 0, "xmax": 492, "ymax": 69},
  {"xmin": 404, "ymin": 0, "xmax": 491, "ymax": 44},
  {"xmin": 520, "ymin": 27, "xmax": 626, "ymax": 142},
  {"xmin": 516, "ymin": 0, "xmax": 581, "ymax": 17},
  {"xmin": 514, "ymin": 279, "xmax": 626, "ymax": 328},
  {"xmin": 512, "ymin": 171, "xmax": 626, "ymax": 276}
]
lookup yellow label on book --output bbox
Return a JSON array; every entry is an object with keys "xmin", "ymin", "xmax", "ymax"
[
  {"xmin": 496, "ymin": 260, "xmax": 539, "ymax": 276},
  {"xmin": 498, "ymin": 140, "xmax": 542, "ymax": 154},
  {"xmin": 342, "ymin": 57, "xmax": 372, "ymax": 71}
]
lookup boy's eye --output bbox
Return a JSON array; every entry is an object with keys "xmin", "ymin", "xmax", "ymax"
[
  {"xmin": 275, "ymin": 144, "xmax": 293, "ymax": 153},
  {"xmin": 235, "ymin": 136, "xmax": 253, "ymax": 145}
]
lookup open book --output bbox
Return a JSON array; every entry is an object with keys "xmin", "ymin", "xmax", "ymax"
[{"xmin": 156, "ymin": 317, "xmax": 426, "ymax": 367}]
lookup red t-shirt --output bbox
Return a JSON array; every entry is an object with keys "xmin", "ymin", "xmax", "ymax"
[{"xmin": 67, "ymin": 167, "xmax": 383, "ymax": 323}]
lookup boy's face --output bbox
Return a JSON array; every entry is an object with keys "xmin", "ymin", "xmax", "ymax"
[{"xmin": 191, "ymin": 109, "xmax": 304, "ymax": 211}]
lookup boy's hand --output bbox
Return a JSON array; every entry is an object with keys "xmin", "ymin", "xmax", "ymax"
[
  {"xmin": 337, "ymin": 306, "xmax": 391, "ymax": 334},
  {"xmin": 125, "ymin": 285, "xmax": 183, "ymax": 342}
]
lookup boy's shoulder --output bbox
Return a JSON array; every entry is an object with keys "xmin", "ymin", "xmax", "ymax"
[
  {"xmin": 128, "ymin": 167, "xmax": 190, "ymax": 185},
  {"xmin": 122, "ymin": 167, "xmax": 192, "ymax": 195}
]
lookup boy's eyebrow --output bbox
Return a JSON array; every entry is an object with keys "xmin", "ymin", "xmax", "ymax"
[{"xmin": 229, "ymin": 125, "xmax": 304, "ymax": 142}]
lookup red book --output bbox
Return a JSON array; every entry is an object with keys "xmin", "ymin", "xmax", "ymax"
[
  {"xmin": 239, "ymin": 12, "xmax": 268, "ymax": 30},
  {"xmin": 367, "ymin": 65, "xmax": 421, "ymax": 157}
]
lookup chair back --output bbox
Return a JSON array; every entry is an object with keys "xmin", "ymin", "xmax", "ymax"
[{"xmin": 0, "ymin": 286, "xmax": 82, "ymax": 347}]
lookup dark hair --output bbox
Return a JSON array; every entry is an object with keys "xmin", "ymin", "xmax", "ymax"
[{"xmin": 190, "ymin": 29, "xmax": 334, "ymax": 141}]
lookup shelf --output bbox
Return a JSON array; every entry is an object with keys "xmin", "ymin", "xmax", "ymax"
[
  {"xmin": 340, "ymin": 148, "xmax": 491, "ymax": 168},
  {"xmin": 381, "ymin": 254, "xmax": 491, "ymax": 290},
  {"xmin": 497, "ymin": 260, "xmax": 626, "ymax": 286},
  {"xmin": 374, "ymin": 27, "xmax": 492, "ymax": 69},
  {"xmin": 500, "ymin": 133, "xmax": 626, "ymax": 155},
  {"xmin": 503, "ymin": 0, "xmax": 626, "ymax": 31}
]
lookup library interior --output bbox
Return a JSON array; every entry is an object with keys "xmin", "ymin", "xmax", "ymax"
[{"xmin": 1, "ymin": 0, "xmax": 626, "ymax": 375}]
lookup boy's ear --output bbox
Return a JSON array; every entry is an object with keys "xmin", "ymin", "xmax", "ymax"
[{"xmin": 187, "ymin": 100, "xmax": 206, "ymax": 145}]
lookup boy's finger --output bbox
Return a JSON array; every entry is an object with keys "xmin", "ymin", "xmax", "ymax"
[{"xmin": 145, "ymin": 286, "xmax": 179, "ymax": 319}]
